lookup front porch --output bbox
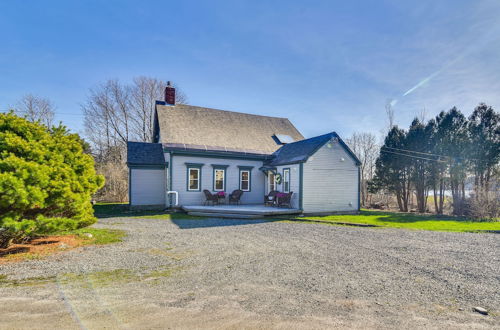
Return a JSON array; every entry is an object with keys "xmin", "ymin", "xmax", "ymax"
[{"xmin": 182, "ymin": 204, "xmax": 302, "ymax": 219}]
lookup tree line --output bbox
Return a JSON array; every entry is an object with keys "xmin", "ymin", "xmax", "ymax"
[
  {"xmin": 9, "ymin": 76, "xmax": 187, "ymax": 202},
  {"xmin": 370, "ymin": 104, "xmax": 499, "ymax": 219},
  {"xmin": 7, "ymin": 82, "xmax": 499, "ymax": 218}
]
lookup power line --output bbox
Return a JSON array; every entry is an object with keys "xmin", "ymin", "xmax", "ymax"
[
  {"xmin": 382, "ymin": 146, "xmax": 447, "ymax": 158},
  {"xmin": 380, "ymin": 146, "xmax": 475, "ymax": 162},
  {"xmin": 0, "ymin": 110, "xmax": 84, "ymax": 116},
  {"xmin": 379, "ymin": 149, "xmax": 447, "ymax": 163}
]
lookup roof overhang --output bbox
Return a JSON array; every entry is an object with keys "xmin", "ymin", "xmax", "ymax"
[
  {"xmin": 163, "ymin": 143, "xmax": 272, "ymax": 161},
  {"xmin": 259, "ymin": 165, "xmax": 277, "ymax": 175},
  {"xmin": 127, "ymin": 162, "xmax": 168, "ymax": 169}
]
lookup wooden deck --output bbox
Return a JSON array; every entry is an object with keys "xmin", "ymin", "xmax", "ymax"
[{"xmin": 182, "ymin": 204, "xmax": 302, "ymax": 219}]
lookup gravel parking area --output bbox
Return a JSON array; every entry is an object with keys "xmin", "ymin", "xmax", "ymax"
[{"xmin": 1, "ymin": 217, "xmax": 499, "ymax": 329}]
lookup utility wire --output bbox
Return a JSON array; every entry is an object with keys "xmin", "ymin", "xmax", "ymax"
[
  {"xmin": 381, "ymin": 146, "xmax": 475, "ymax": 162},
  {"xmin": 379, "ymin": 149, "xmax": 447, "ymax": 163},
  {"xmin": 382, "ymin": 146, "xmax": 447, "ymax": 158},
  {"xmin": 0, "ymin": 110, "xmax": 84, "ymax": 116}
]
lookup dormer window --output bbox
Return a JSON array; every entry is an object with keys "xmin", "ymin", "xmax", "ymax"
[{"xmin": 272, "ymin": 134, "xmax": 295, "ymax": 145}]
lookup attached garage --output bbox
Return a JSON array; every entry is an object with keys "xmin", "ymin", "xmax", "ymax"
[
  {"xmin": 127, "ymin": 142, "xmax": 168, "ymax": 209},
  {"xmin": 129, "ymin": 167, "xmax": 166, "ymax": 207},
  {"xmin": 264, "ymin": 132, "xmax": 361, "ymax": 215}
]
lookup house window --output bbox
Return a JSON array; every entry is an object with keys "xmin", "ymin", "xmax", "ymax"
[
  {"xmin": 240, "ymin": 170, "xmax": 250, "ymax": 191},
  {"xmin": 283, "ymin": 168, "xmax": 290, "ymax": 193},
  {"xmin": 268, "ymin": 172, "xmax": 276, "ymax": 192},
  {"xmin": 213, "ymin": 168, "xmax": 225, "ymax": 191},
  {"xmin": 188, "ymin": 168, "xmax": 200, "ymax": 191},
  {"xmin": 185, "ymin": 162, "xmax": 203, "ymax": 191}
]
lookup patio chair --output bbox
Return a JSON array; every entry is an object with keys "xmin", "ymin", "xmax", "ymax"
[
  {"xmin": 203, "ymin": 189, "xmax": 219, "ymax": 206},
  {"xmin": 264, "ymin": 190, "xmax": 279, "ymax": 207},
  {"xmin": 276, "ymin": 192, "xmax": 293, "ymax": 208},
  {"xmin": 228, "ymin": 189, "xmax": 244, "ymax": 205}
]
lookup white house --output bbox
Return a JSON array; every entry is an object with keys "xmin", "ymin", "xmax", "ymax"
[{"xmin": 127, "ymin": 84, "xmax": 360, "ymax": 215}]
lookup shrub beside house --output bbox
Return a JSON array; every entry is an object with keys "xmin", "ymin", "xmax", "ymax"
[{"xmin": 0, "ymin": 112, "xmax": 104, "ymax": 248}]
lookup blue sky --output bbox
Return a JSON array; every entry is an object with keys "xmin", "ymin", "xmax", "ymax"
[{"xmin": 1, "ymin": 0, "xmax": 499, "ymax": 139}]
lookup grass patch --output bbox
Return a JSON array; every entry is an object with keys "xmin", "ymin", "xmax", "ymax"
[
  {"xmin": 0, "ymin": 228, "xmax": 124, "ymax": 264},
  {"xmin": 93, "ymin": 203, "xmax": 203, "ymax": 220},
  {"xmin": 147, "ymin": 267, "xmax": 178, "ymax": 278},
  {"xmin": 61, "ymin": 269, "xmax": 135, "ymax": 287},
  {"xmin": 0, "ymin": 275, "xmax": 57, "ymax": 287},
  {"xmin": 0, "ymin": 266, "xmax": 181, "ymax": 288},
  {"xmin": 293, "ymin": 210, "xmax": 500, "ymax": 233},
  {"xmin": 58, "ymin": 227, "xmax": 126, "ymax": 245}
]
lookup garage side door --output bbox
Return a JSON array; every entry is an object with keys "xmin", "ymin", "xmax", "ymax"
[{"xmin": 130, "ymin": 168, "xmax": 166, "ymax": 206}]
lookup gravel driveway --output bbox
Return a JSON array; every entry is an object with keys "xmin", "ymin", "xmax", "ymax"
[{"xmin": 1, "ymin": 217, "xmax": 499, "ymax": 329}]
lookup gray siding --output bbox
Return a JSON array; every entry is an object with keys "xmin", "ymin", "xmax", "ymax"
[
  {"xmin": 274, "ymin": 164, "xmax": 300, "ymax": 209},
  {"xmin": 130, "ymin": 168, "xmax": 166, "ymax": 206},
  {"xmin": 302, "ymin": 142, "xmax": 359, "ymax": 213},
  {"xmin": 169, "ymin": 154, "xmax": 265, "ymax": 206}
]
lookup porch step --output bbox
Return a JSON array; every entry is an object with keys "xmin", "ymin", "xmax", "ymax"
[
  {"xmin": 182, "ymin": 205, "xmax": 301, "ymax": 216},
  {"xmin": 187, "ymin": 212, "xmax": 262, "ymax": 219}
]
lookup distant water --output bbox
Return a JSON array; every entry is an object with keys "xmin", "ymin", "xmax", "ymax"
[{"xmin": 428, "ymin": 190, "xmax": 473, "ymax": 197}]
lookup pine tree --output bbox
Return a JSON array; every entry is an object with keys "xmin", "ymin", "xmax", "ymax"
[{"xmin": 0, "ymin": 112, "xmax": 104, "ymax": 248}]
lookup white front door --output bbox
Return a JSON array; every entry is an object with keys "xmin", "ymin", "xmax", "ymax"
[{"xmin": 268, "ymin": 172, "xmax": 276, "ymax": 193}]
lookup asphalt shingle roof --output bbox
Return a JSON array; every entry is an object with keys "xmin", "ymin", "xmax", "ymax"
[
  {"xmin": 154, "ymin": 103, "xmax": 304, "ymax": 154},
  {"xmin": 267, "ymin": 132, "xmax": 361, "ymax": 166},
  {"xmin": 127, "ymin": 141, "xmax": 165, "ymax": 165}
]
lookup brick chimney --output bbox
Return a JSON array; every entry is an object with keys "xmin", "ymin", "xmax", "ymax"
[{"xmin": 165, "ymin": 81, "xmax": 175, "ymax": 105}]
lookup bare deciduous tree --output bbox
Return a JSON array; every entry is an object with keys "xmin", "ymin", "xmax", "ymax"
[
  {"xmin": 346, "ymin": 132, "xmax": 379, "ymax": 206},
  {"xmin": 14, "ymin": 94, "xmax": 55, "ymax": 127},
  {"xmin": 129, "ymin": 77, "xmax": 187, "ymax": 142},
  {"xmin": 82, "ymin": 77, "xmax": 188, "ymax": 202}
]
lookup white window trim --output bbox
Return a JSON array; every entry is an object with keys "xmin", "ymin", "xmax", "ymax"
[
  {"xmin": 283, "ymin": 169, "xmax": 290, "ymax": 193},
  {"xmin": 268, "ymin": 172, "xmax": 276, "ymax": 193},
  {"xmin": 240, "ymin": 170, "xmax": 250, "ymax": 192},
  {"xmin": 188, "ymin": 168, "xmax": 200, "ymax": 191},
  {"xmin": 213, "ymin": 168, "xmax": 225, "ymax": 191}
]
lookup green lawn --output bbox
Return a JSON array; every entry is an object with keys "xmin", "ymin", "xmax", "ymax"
[
  {"xmin": 57, "ymin": 227, "xmax": 126, "ymax": 245},
  {"xmin": 93, "ymin": 203, "xmax": 200, "ymax": 220},
  {"xmin": 93, "ymin": 203, "xmax": 499, "ymax": 233},
  {"xmin": 299, "ymin": 210, "xmax": 500, "ymax": 233}
]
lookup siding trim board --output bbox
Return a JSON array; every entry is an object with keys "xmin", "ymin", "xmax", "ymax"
[
  {"xmin": 169, "ymin": 152, "xmax": 173, "ymax": 191},
  {"xmin": 128, "ymin": 168, "xmax": 132, "ymax": 206},
  {"xmin": 211, "ymin": 164, "xmax": 230, "ymax": 169},
  {"xmin": 167, "ymin": 149, "xmax": 270, "ymax": 161},
  {"xmin": 128, "ymin": 164, "xmax": 167, "ymax": 169},
  {"xmin": 299, "ymin": 163, "xmax": 303, "ymax": 210},
  {"xmin": 358, "ymin": 166, "xmax": 361, "ymax": 211},
  {"xmin": 337, "ymin": 137, "xmax": 362, "ymax": 166},
  {"xmin": 237, "ymin": 166, "xmax": 254, "ymax": 170},
  {"xmin": 301, "ymin": 138, "xmax": 360, "ymax": 166},
  {"xmin": 185, "ymin": 162, "xmax": 204, "ymax": 168}
]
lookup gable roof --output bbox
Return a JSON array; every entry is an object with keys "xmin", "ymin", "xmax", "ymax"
[
  {"xmin": 127, "ymin": 141, "xmax": 165, "ymax": 166},
  {"xmin": 267, "ymin": 132, "xmax": 361, "ymax": 166},
  {"xmin": 154, "ymin": 103, "xmax": 304, "ymax": 154}
]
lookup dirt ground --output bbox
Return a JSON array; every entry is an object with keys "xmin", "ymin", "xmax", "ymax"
[
  {"xmin": 1, "ymin": 217, "xmax": 498, "ymax": 329},
  {"xmin": 0, "ymin": 235, "xmax": 83, "ymax": 264}
]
